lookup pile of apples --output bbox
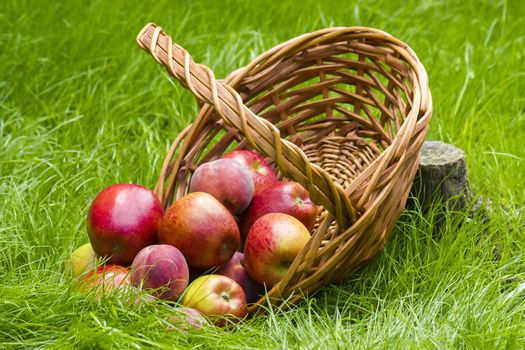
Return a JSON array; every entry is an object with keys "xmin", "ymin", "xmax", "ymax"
[{"xmin": 70, "ymin": 150, "xmax": 317, "ymax": 328}]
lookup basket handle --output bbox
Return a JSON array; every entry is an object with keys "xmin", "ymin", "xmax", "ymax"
[{"xmin": 136, "ymin": 23, "xmax": 356, "ymax": 229}]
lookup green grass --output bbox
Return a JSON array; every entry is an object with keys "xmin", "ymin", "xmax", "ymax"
[{"xmin": 1, "ymin": 0, "xmax": 524, "ymax": 348}]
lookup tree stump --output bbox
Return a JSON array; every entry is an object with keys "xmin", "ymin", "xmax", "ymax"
[
  {"xmin": 410, "ymin": 140, "xmax": 474, "ymax": 212},
  {"xmin": 409, "ymin": 140, "xmax": 501, "ymax": 249}
]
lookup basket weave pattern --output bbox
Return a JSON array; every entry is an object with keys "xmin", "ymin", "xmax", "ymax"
[{"xmin": 136, "ymin": 23, "xmax": 432, "ymax": 312}]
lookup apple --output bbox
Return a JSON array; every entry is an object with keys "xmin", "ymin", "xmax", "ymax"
[
  {"xmin": 158, "ymin": 192, "xmax": 240, "ymax": 269},
  {"xmin": 240, "ymin": 181, "xmax": 317, "ymax": 237},
  {"xmin": 222, "ymin": 150, "xmax": 277, "ymax": 194},
  {"xmin": 79, "ymin": 264, "xmax": 131, "ymax": 298},
  {"xmin": 181, "ymin": 274, "xmax": 247, "ymax": 326},
  {"xmin": 87, "ymin": 184, "xmax": 163, "ymax": 265},
  {"xmin": 78, "ymin": 265, "xmax": 157, "ymax": 305},
  {"xmin": 129, "ymin": 289, "xmax": 157, "ymax": 306},
  {"xmin": 190, "ymin": 158, "xmax": 254, "ymax": 214},
  {"xmin": 167, "ymin": 307, "xmax": 209, "ymax": 332},
  {"xmin": 244, "ymin": 213, "xmax": 311, "ymax": 287},
  {"xmin": 69, "ymin": 242, "xmax": 98, "ymax": 277},
  {"xmin": 130, "ymin": 244, "xmax": 189, "ymax": 301},
  {"xmin": 217, "ymin": 252, "xmax": 263, "ymax": 304}
]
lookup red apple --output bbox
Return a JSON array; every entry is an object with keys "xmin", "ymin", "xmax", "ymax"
[
  {"xmin": 217, "ymin": 252, "xmax": 263, "ymax": 304},
  {"xmin": 167, "ymin": 307, "xmax": 209, "ymax": 332},
  {"xmin": 79, "ymin": 264, "xmax": 131, "ymax": 298},
  {"xmin": 222, "ymin": 150, "xmax": 278, "ymax": 194},
  {"xmin": 240, "ymin": 181, "xmax": 317, "ymax": 237},
  {"xmin": 79, "ymin": 265, "xmax": 158, "ymax": 305},
  {"xmin": 158, "ymin": 192, "xmax": 240, "ymax": 269},
  {"xmin": 190, "ymin": 158, "xmax": 254, "ymax": 214},
  {"xmin": 244, "ymin": 213, "xmax": 311, "ymax": 287},
  {"xmin": 130, "ymin": 290, "xmax": 157, "ymax": 306},
  {"xmin": 130, "ymin": 244, "xmax": 189, "ymax": 301},
  {"xmin": 181, "ymin": 274, "xmax": 247, "ymax": 326},
  {"xmin": 87, "ymin": 184, "xmax": 163, "ymax": 265}
]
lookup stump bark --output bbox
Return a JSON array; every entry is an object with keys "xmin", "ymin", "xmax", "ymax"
[{"xmin": 411, "ymin": 140, "xmax": 474, "ymax": 211}]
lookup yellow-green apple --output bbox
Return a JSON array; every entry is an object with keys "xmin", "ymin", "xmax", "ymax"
[
  {"xmin": 79, "ymin": 264, "xmax": 131, "ymax": 298},
  {"xmin": 181, "ymin": 274, "xmax": 247, "ymax": 326},
  {"xmin": 217, "ymin": 252, "xmax": 263, "ymax": 304},
  {"xmin": 190, "ymin": 159, "xmax": 254, "ymax": 214},
  {"xmin": 222, "ymin": 150, "xmax": 277, "ymax": 194},
  {"xmin": 244, "ymin": 213, "xmax": 311, "ymax": 287},
  {"xmin": 158, "ymin": 192, "xmax": 240, "ymax": 269},
  {"xmin": 87, "ymin": 184, "xmax": 163, "ymax": 265},
  {"xmin": 69, "ymin": 242, "xmax": 98, "ymax": 277},
  {"xmin": 130, "ymin": 244, "xmax": 189, "ymax": 301},
  {"xmin": 240, "ymin": 181, "xmax": 317, "ymax": 237},
  {"xmin": 167, "ymin": 307, "xmax": 209, "ymax": 332}
]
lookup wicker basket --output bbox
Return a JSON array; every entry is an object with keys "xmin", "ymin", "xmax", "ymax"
[{"xmin": 136, "ymin": 23, "xmax": 432, "ymax": 313}]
